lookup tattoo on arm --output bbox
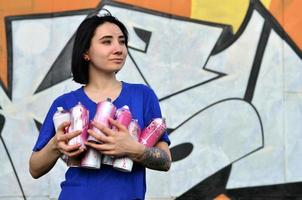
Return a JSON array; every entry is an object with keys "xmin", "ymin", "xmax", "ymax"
[{"xmin": 136, "ymin": 147, "xmax": 171, "ymax": 171}]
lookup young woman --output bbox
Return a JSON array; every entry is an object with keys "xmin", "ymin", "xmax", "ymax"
[{"xmin": 29, "ymin": 14, "xmax": 171, "ymax": 200}]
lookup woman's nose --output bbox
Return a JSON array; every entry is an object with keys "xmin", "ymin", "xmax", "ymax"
[{"xmin": 113, "ymin": 42, "xmax": 123, "ymax": 54}]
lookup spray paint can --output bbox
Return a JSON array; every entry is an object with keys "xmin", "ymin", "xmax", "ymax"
[
  {"xmin": 113, "ymin": 119, "xmax": 140, "ymax": 172},
  {"xmin": 103, "ymin": 105, "xmax": 133, "ymax": 165},
  {"xmin": 66, "ymin": 102, "xmax": 89, "ymax": 167},
  {"xmin": 113, "ymin": 105, "xmax": 133, "ymax": 130},
  {"xmin": 139, "ymin": 118, "xmax": 166, "ymax": 147},
  {"xmin": 81, "ymin": 147, "xmax": 101, "ymax": 169},
  {"xmin": 87, "ymin": 98, "xmax": 116, "ymax": 143},
  {"xmin": 53, "ymin": 107, "xmax": 70, "ymax": 131},
  {"xmin": 53, "ymin": 107, "xmax": 71, "ymax": 164},
  {"xmin": 68, "ymin": 102, "xmax": 89, "ymax": 148}
]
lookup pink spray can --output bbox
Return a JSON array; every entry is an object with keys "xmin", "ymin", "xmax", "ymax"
[
  {"xmin": 139, "ymin": 118, "xmax": 166, "ymax": 147},
  {"xmin": 68, "ymin": 102, "xmax": 89, "ymax": 148},
  {"xmin": 67, "ymin": 102, "xmax": 89, "ymax": 167},
  {"xmin": 87, "ymin": 98, "xmax": 116, "ymax": 143},
  {"xmin": 113, "ymin": 119, "xmax": 140, "ymax": 172},
  {"xmin": 103, "ymin": 105, "xmax": 132, "ymax": 166}
]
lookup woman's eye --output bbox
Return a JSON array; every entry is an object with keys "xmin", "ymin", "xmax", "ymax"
[
  {"xmin": 102, "ymin": 40, "xmax": 111, "ymax": 45},
  {"xmin": 119, "ymin": 40, "xmax": 126, "ymax": 45}
]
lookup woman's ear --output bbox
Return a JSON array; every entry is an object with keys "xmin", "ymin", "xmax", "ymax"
[{"xmin": 83, "ymin": 53, "xmax": 90, "ymax": 61}]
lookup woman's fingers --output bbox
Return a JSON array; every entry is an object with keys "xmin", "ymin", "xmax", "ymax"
[
  {"xmin": 57, "ymin": 121, "xmax": 70, "ymax": 132},
  {"xmin": 56, "ymin": 130, "xmax": 81, "ymax": 142},
  {"xmin": 65, "ymin": 130, "xmax": 82, "ymax": 140},
  {"xmin": 65, "ymin": 148, "xmax": 85, "ymax": 157},
  {"xmin": 59, "ymin": 142, "xmax": 84, "ymax": 157},
  {"xmin": 87, "ymin": 129, "xmax": 111, "ymax": 143},
  {"xmin": 90, "ymin": 121, "xmax": 115, "ymax": 136},
  {"xmin": 85, "ymin": 141, "xmax": 112, "ymax": 151},
  {"xmin": 108, "ymin": 118, "xmax": 128, "ymax": 132}
]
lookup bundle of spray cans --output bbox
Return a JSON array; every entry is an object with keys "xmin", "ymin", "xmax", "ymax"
[{"xmin": 53, "ymin": 98, "xmax": 167, "ymax": 172}]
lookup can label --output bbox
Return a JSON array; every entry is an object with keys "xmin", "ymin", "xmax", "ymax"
[
  {"xmin": 113, "ymin": 157, "xmax": 133, "ymax": 172},
  {"xmin": 139, "ymin": 118, "xmax": 166, "ymax": 147},
  {"xmin": 81, "ymin": 147, "xmax": 101, "ymax": 169}
]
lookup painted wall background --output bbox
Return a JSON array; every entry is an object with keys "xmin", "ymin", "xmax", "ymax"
[{"xmin": 0, "ymin": 0, "xmax": 302, "ymax": 199}]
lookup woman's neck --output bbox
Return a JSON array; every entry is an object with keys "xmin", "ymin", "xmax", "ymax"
[
  {"xmin": 84, "ymin": 70, "xmax": 122, "ymax": 103},
  {"xmin": 86, "ymin": 64, "xmax": 119, "ymax": 89},
  {"xmin": 86, "ymin": 76, "xmax": 119, "ymax": 91}
]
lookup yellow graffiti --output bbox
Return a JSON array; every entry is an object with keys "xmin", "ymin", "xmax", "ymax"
[
  {"xmin": 260, "ymin": 0, "xmax": 272, "ymax": 8},
  {"xmin": 191, "ymin": 0, "xmax": 250, "ymax": 33}
]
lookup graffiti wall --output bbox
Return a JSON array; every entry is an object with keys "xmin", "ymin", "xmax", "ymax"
[{"xmin": 0, "ymin": 0, "xmax": 301, "ymax": 199}]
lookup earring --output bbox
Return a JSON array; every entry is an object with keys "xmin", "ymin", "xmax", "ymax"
[{"xmin": 83, "ymin": 55, "xmax": 90, "ymax": 61}]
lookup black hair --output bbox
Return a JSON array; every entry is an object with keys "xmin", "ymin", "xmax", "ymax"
[{"xmin": 71, "ymin": 13, "xmax": 128, "ymax": 84}]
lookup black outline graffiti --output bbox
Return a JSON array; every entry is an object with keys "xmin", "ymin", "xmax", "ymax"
[
  {"xmin": 127, "ymin": 51, "xmax": 150, "ymax": 86},
  {"xmin": 177, "ymin": 165, "xmax": 233, "ymax": 200},
  {"xmin": 211, "ymin": 0, "xmax": 254, "ymax": 55},
  {"xmin": 244, "ymin": 20, "xmax": 271, "ymax": 102},
  {"xmin": 129, "ymin": 27, "xmax": 152, "ymax": 53},
  {"xmin": 170, "ymin": 142, "xmax": 193, "ymax": 162}
]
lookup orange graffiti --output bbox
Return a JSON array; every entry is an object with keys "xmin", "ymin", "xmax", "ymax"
[
  {"xmin": 269, "ymin": 0, "xmax": 302, "ymax": 50},
  {"xmin": 115, "ymin": 0, "xmax": 191, "ymax": 18}
]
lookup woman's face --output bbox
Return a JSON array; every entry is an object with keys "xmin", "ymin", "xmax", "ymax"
[{"xmin": 86, "ymin": 22, "xmax": 127, "ymax": 73}]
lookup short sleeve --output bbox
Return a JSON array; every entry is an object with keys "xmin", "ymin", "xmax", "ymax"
[
  {"xmin": 32, "ymin": 99, "xmax": 60, "ymax": 151},
  {"xmin": 143, "ymin": 86, "xmax": 170, "ymax": 146}
]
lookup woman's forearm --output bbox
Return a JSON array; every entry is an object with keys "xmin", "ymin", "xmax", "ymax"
[
  {"xmin": 29, "ymin": 137, "xmax": 61, "ymax": 179},
  {"xmin": 132, "ymin": 141, "xmax": 171, "ymax": 171}
]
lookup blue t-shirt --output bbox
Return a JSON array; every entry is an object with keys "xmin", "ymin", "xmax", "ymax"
[{"xmin": 33, "ymin": 81, "xmax": 170, "ymax": 200}]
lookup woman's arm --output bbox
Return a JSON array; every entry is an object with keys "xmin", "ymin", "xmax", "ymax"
[
  {"xmin": 132, "ymin": 141, "xmax": 171, "ymax": 171},
  {"xmin": 29, "ymin": 122, "xmax": 83, "ymax": 179},
  {"xmin": 29, "ymin": 137, "xmax": 62, "ymax": 179}
]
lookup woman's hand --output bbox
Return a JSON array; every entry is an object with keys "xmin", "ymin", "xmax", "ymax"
[
  {"xmin": 29, "ymin": 121, "xmax": 85, "ymax": 179},
  {"xmin": 85, "ymin": 118, "xmax": 144, "ymax": 158},
  {"xmin": 53, "ymin": 121, "xmax": 85, "ymax": 158}
]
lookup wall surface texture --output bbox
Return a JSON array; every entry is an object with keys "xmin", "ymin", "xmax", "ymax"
[{"xmin": 0, "ymin": 0, "xmax": 302, "ymax": 199}]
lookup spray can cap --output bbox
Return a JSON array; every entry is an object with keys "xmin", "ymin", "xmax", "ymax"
[
  {"xmin": 122, "ymin": 105, "xmax": 129, "ymax": 110},
  {"xmin": 57, "ymin": 107, "xmax": 64, "ymax": 112}
]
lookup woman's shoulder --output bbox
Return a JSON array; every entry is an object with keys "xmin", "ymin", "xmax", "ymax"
[
  {"xmin": 122, "ymin": 82, "xmax": 158, "ymax": 104},
  {"xmin": 123, "ymin": 81, "xmax": 154, "ymax": 94},
  {"xmin": 52, "ymin": 87, "xmax": 83, "ymax": 106}
]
